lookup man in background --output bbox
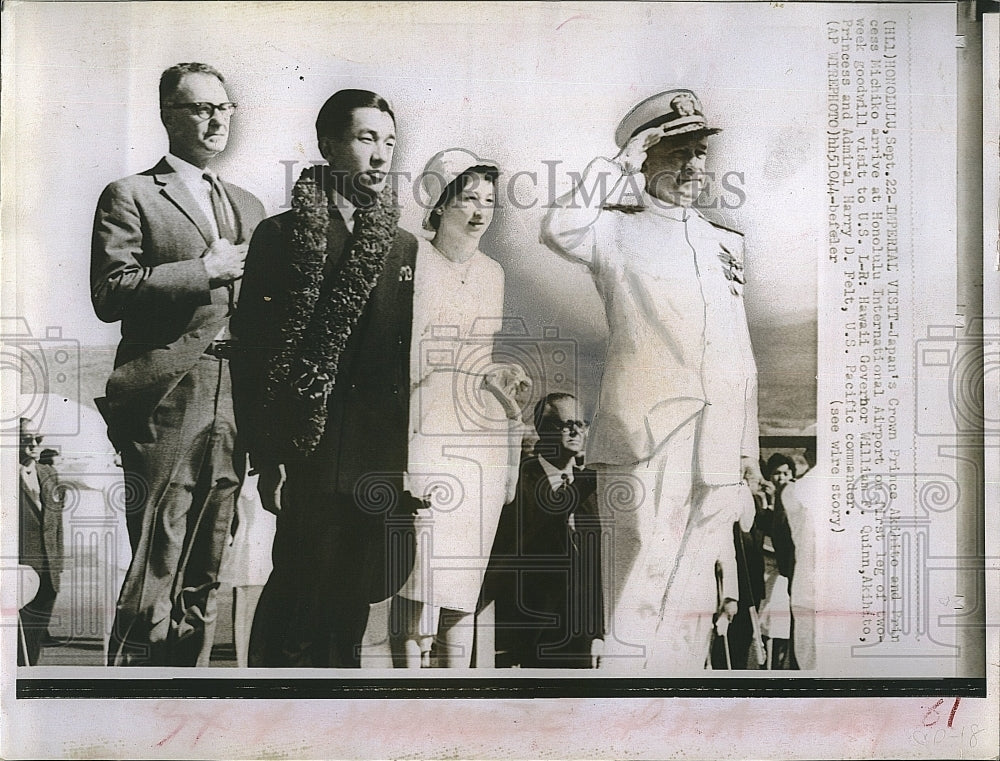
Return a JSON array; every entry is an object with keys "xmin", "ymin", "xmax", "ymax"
[
  {"xmin": 490, "ymin": 393, "xmax": 603, "ymax": 668},
  {"xmin": 91, "ymin": 62, "xmax": 266, "ymax": 666},
  {"xmin": 18, "ymin": 418, "xmax": 64, "ymax": 665}
]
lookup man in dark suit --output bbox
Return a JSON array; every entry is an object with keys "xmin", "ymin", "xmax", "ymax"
[
  {"xmin": 231, "ymin": 89, "xmax": 420, "ymax": 668},
  {"xmin": 18, "ymin": 419, "xmax": 64, "ymax": 666},
  {"xmin": 91, "ymin": 62, "xmax": 266, "ymax": 666},
  {"xmin": 490, "ymin": 394, "xmax": 604, "ymax": 668}
]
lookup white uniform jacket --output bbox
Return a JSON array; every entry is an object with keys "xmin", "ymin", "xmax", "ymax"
[{"xmin": 541, "ymin": 158, "xmax": 759, "ymax": 484}]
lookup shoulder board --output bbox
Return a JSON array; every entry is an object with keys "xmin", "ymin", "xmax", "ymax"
[{"xmin": 600, "ymin": 203, "xmax": 646, "ymax": 215}]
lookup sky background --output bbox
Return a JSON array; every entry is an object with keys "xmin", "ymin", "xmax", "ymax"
[{"xmin": 3, "ymin": 1, "xmax": 849, "ymax": 434}]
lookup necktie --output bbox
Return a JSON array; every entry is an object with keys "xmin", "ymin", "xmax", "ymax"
[
  {"xmin": 204, "ymin": 173, "xmax": 238, "ymax": 243},
  {"xmin": 204, "ymin": 173, "xmax": 239, "ymax": 318}
]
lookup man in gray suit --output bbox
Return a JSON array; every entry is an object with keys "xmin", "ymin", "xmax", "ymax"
[
  {"xmin": 18, "ymin": 418, "xmax": 64, "ymax": 666},
  {"xmin": 91, "ymin": 62, "xmax": 265, "ymax": 666}
]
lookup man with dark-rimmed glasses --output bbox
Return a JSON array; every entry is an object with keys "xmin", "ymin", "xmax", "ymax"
[
  {"xmin": 91, "ymin": 62, "xmax": 265, "ymax": 666},
  {"xmin": 489, "ymin": 393, "xmax": 604, "ymax": 668}
]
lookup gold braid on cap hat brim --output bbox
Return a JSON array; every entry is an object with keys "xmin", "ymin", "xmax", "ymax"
[{"xmin": 626, "ymin": 119, "xmax": 722, "ymax": 144}]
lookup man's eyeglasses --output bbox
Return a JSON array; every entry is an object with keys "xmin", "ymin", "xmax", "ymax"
[
  {"xmin": 165, "ymin": 102, "xmax": 238, "ymax": 121},
  {"xmin": 547, "ymin": 419, "xmax": 588, "ymax": 433},
  {"xmin": 21, "ymin": 435, "xmax": 43, "ymax": 446}
]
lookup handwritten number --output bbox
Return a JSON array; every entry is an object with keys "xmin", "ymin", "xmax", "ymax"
[{"xmin": 969, "ymin": 724, "xmax": 983, "ymax": 748}]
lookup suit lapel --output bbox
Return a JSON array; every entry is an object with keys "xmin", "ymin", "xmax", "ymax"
[
  {"xmin": 38, "ymin": 466, "xmax": 59, "ymax": 511},
  {"xmin": 316, "ymin": 215, "xmax": 413, "ymax": 408},
  {"xmin": 387, "ymin": 235, "xmax": 416, "ymax": 411},
  {"xmin": 152, "ymin": 159, "xmax": 215, "ymax": 246},
  {"xmin": 220, "ymin": 180, "xmax": 248, "ymax": 305}
]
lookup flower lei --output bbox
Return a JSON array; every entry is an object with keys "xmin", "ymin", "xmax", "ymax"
[{"xmin": 264, "ymin": 166, "xmax": 401, "ymax": 454}]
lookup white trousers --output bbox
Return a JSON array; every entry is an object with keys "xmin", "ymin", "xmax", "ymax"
[{"xmin": 595, "ymin": 416, "xmax": 742, "ymax": 672}]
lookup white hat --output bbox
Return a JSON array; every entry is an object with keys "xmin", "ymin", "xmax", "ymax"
[
  {"xmin": 418, "ymin": 148, "xmax": 500, "ymax": 231},
  {"xmin": 614, "ymin": 88, "xmax": 721, "ymax": 149}
]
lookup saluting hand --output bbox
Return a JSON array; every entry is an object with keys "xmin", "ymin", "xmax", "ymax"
[{"xmin": 615, "ymin": 124, "xmax": 669, "ymax": 175}]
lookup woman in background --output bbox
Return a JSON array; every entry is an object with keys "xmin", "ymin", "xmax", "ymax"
[{"xmin": 389, "ymin": 149, "xmax": 522, "ymax": 667}]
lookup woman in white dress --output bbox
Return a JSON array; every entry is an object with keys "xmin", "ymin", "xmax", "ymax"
[{"xmin": 390, "ymin": 149, "xmax": 522, "ymax": 667}]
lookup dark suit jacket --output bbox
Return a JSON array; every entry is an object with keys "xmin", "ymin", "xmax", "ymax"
[
  {"xmin": 91, "ymin": 157, "xmax": 266, "ymax": 446},
  {"xmin": 770, "ymin": 489, "xmax": 796, "ymax": 581},
  {"xmin": 489, "ymin": 456, "xmax": 604, "ymax": 662},
  {"xmin": 231, "ymin": 206, "xmax": 419, "ymax": 495},
  {"xmin": 19, "ymin": 463, "xmax": 64, "ymax": 593}
]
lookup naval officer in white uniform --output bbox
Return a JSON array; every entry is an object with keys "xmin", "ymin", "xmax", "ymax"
[{"xmin": 541, "ymin": 89, "xmax": 764, "ymax": 671}]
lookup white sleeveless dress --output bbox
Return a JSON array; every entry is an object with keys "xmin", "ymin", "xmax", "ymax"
[{"xmin": 399, "ymin": 239, "xmax": 514, "ymax": 613}]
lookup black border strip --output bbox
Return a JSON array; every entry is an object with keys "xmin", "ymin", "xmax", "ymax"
[{"xmin": 16, "ymin": 677, "xmax": 986, "ymax": 699}]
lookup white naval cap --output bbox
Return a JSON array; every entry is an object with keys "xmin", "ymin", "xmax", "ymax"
[
  {"xmin": 614, "ymin": 88, "xmax": 722, "ymax": 149},
  {"xmin": 418, "ymin": 148, "xmax": 501, "ymax": 231}
]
